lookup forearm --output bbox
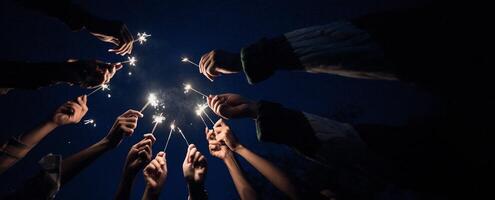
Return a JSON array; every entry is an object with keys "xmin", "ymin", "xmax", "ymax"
[
  {"xmin": 141, "ymin": 186, "xmax": 160, "ymax": 200},
  {"xmin": 240, "ymin": 36, "xmax": 302, "ymax": 84},
  {"xmin": 236, "ymin": 145, "xmax": 299, "ymax": 200},
  {"xmin": 61, "ymin": 138, "xmax": 112, "ymax": 185},
  {"xmin": 114, "ymin": 173, "xmax": 136, "ymax": 200},
  {"xmin": 0, "ymin": 121, "xmax": 58, "ymax": 174},
  {"xmin": 187, "ymin": 182, "xmax": 207, "ymax": 200},
  {"xmin": 224, "ymin": 155, "xmax": 257, "ymax": 200},
  {"xmin": 0, "ymin": 61, "xmax": 71, "ymax": 89}
]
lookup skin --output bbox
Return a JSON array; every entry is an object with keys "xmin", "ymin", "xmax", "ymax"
[
  {"xmin": 213, "ymin": 120, "xmax": 300, "ymax": 200},
  {"xmin": 0, "ymin": 95, "xmax": 88, "ymax": 174},
  {"xmin": 142, "ymin": 152, "xmax": 167, "ymax": 200},
  {"xmin": 65, "ymin": 60, "xmax": 123, "ymax": 89},
  {"xmin": 206, "ymin": 93, "xmax": 259, "ymax": 120},
  {"xmin": 199, "ymin": 50, "xmax": 242, "ymax": 81},
  {"xmin": 60, "ymin": 109, "xmax": 143, "ymax": 185},
  {"xmin": 206, "ymin": 128, "xmax": 257, "ymax": 200},
  {"xmin": 85, "ymin": 16, "xmax": 134, "ymax": 56},
  {"xmin": 115, "ymin": 134, "xmax": 156, "ymax": 200},
  {"xmin": 183, "ymin": 144, "xmax": 208, "ymax": 200}
]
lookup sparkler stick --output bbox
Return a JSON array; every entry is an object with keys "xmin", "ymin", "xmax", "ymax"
[
  {"xmin": 183, "ymin": 83, "xmax": 208, "ymax": 98},
  {"xmin": 87, "ymin": 84, "xmax": 110, "ymax": 97},
  {"xmin": 140, "ymin": 93, "xmax": 159, "ymax": 113},
  {"xmin": 196, "ymin": 109, "xmax": 209, "ymax": 128},
  {"xmin": 133, "ymin": 32, "xmax": 151, "ymax": 45},
  {"xmin": 197, "ymin": 104, "xmax": 215, "ymax": 125},
  {"xmin": 164, "ymin": 121, "xmax": 175, "ymax": 151},
  {"xmin": 181, "ymin": 57, "xmax": 200, "ymax": 68},
  {"xmin": 120, "ymin": 56, "xmax": 137, "ymax": 66},
  {"xmin": 177, "ymin": 127, "xmax": 190, "ymax": 146},
  {"xmin": 150, "ymin": 113, "xmax": 165, "ymax": 135}
]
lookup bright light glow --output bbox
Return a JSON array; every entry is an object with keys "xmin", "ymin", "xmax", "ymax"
[
  {"xmin": 152, "ymin": 113, "xmax": 165, "ymax": 124},
  {"xmin": 107, "ymin": 94, "xmax": 111, "ymax": 98},
  {"xmin": 184, "ymin": 84, "xmax": 192, "ymax": 93},
  {"xmin": 170, "ymin": 123, "xmax": 176, "ymax": 130},
  {"xmin": 148, "ymin": 93, "xmax": 159, "ymax": 108},
  {"xmin": 128, "ymin": 56, "xmax": 137, "ymax": 66},
  {"xmin": 195, "ymin": 109, "xmax": 202, "ymax": 116},
  {"xmin": 181, "ymin": 57, "xmax": 189, "ymax": 62},
  {"xmin": 136, "ymin": 32, "xmax": 151, "ymax": 45},
  {"xmin": 84, "ymin": 119, "xmax": 94, "ymax": 124}
]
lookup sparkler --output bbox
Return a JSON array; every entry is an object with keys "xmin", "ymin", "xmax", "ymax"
[
  {"xmin": 150, "ymin": 113, "xmax": 165, "ymax": 135},
  {"xmin": 183, "ymin": 83, "xmax": 208, "ymax": 98},
  {"xmin": 120, "ymin": 56, "xmax": 137, "ymax": 66},
  {"xmin": 163, "ymin": 121, "xmax": 175, "ymax": 152},
  {"xmin": 140, "ymin": 93, "xmax": 160, "ymax": 112},
  {"xmin": 176, "ymin": 127, "xmax": 190, "ymax": 146},
  {"xmin": 195, "ymin": 108, "xmax": 209, "ymax": 128},
  {"xmin": 134, "ymin": 32, "xmax": 151, "ymax": 45},
  {"xmin": 83, "ymin": 119, "xmax": 96, "ymax": 127},
  {"xmin": 87, "ymin": 84, "xmax": 110, "ymax": 96},
  {"xmin": 198, "ymin": 103, "xmax": 215, "ymax": 125},
  {"xmin": 181, "ymin": 57, "xmax": 200, "ymax": 68}
]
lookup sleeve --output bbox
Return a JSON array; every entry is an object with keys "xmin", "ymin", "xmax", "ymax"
[
  {"xmin": 16, "ymin": 0, "xmax": 92, "ymax": 31},
  {"xmin": 240, "ymin": 21, "xmax": 395, "ymax": 84},
  {"xmin": 0, "ymin": 61, "xmax": 69, "ymax": 89}
]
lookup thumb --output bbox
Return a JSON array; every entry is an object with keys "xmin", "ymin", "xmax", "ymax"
[{"xmin": 157, "ymin": 151, "xmax": 165, "ymax": 158}]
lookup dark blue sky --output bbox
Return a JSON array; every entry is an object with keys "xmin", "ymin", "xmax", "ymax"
[{"xmin": 0, "ymin": 0, "xmax": 434, "ymax": 199}]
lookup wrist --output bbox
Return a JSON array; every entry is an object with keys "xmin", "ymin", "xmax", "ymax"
[
  {"xmin": 45, "ymin": 120, "xmax": 60, "ymax": 129},
  {"xmin": 97, "ymin": 138, "xmax": 115, "ymax": 150},
  {"xmin": 233, "ymin": 144, "xmax": 245, "ymax": 153}
]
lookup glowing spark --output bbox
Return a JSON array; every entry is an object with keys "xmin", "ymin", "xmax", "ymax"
[
  {"xmin": 183, "ymin": 83, "xmax": 207, "ymax": 98},
  {"xmin": 198, "ymin": 103, "xmax": 215, "ymax": 125},
  {"xmin": 107, "ymin": 94, "xmax": 111, "ymax": 98},
  {"xmin": 135, "ymin": 32, "xmax": 151, "ymax": 45},
  {"xmin": 181, "ymin": 57, "xmax": 200, "ymax": 67},
  {"xmin": 195, "ymin": 108, "xmax": 209, "ymax": 128},
  {"xmin": 140, "ymin": 93, "xmax": 160, "ymax": 112},
  {"xmin": 150, "ymin": 113, "xmax": 165, "ymax": 135},
  {"xmin": 83, "ymin": 119, "xmax": 97, "ymax": 127},
  {"xmin": 128, "ymin": 72, "xmax": 132, "ymax": 76},
  {"xmin": 128, "ymin": 56, "xmax": 137, "ymax": 66},
  {"xmin": 87, "ymin": 84, "xmax": 110, "ymax": 96}
]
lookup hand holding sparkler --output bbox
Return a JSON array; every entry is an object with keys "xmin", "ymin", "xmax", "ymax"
[
  {"xmin": 104, "ymin": 110, "xmax": 143, "ymax": 148},
  {"xmin": 52, "ymin": 95, "xmax": 88, "ymax": 126},
  {"xmin": 123, "ymin": 135, "xmax": 155, "ymax": 175},
  {"xmin": 85, "ymin": 17, "xmax": 134, "ymax": 55},
  {"xmin": 65, "ymin": 60, "xmax": 122, "ymax": 89},
  {"xmin": 198, "ymin": 50, "xmax": 242, "ymax": 81},
  {"xmin": 205, "ymin": 128, "xmax": 233, "ymax": 160},
  {"xmin": 143, "ymin": 152, "xmax": 168, "ymax": 193},
  {"xmin": 182, "ymin": 144, "xmax": 207, "ymax": 186},
  {"xmin": 207, "ymin": 93, "xmax": 258, "ymax": 119},
  {"xmin": 212, "ymin": 119, "xmax": 241, "ymax": 152}
]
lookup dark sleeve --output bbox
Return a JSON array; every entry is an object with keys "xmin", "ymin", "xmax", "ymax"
[
  {"xmin": 255, "ymin": 100, "xmax": 320, "ymax": 156},
  {"xmin": 240, "ymin": 36, "xmax": 303, "ymax": 84},
  {"xmin": 16, "ymin": 0, "xmax": 92, "ymax": 31},
  {"xmin": 0, "ymin": 61, "xmax": 69, "ymax": 89}
]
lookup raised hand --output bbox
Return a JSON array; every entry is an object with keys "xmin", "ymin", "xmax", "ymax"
[
  {"xmin": 123, "ymin": 134, "xmax": 155, "ymax": 175},
  {"xmin": 104, "ymin": 110, "xmax": 143, "ymax": 148},
  {"xmin": 143, "ymin": 152, "xmax": 167, "ymax": 191},
  {"xmin": 207, "ymin": 93, "xmax": 258, "ymax": 119},
  {"xmin": 85, "ymin": 17, "xmax": 134, "ymax": 55},
  {"xmin": 205, "ymin": 128, "xmax": 232, "ymax": 160},
  {"xmin": 199, "ymin": 50, "xmax": 242, "ymax": 81},
  {"xmin": 52, "ymin": 95, "xmax": 88, "ymax": 126},
  {"xmin": 182, "ymin": 144, "xmax": 207, "ymax": 184},
  {"xmin": 65, "ymin": 60, "xmax": 122, "ymax": 89}
]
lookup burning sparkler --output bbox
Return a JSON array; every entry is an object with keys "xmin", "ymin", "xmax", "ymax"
[
  {"xmin": 140, "ymin": 93, "xmax": 160, "ymax": 112},
  {"xmin": 120, "ymin": 56, "xmax": 137, "ymax": 66},
  {"xmin": 163, "ymin": 120, "xmax": 175, "ymax": 151},
  {"xmin": 87, "ymin": 83, "xmax": 110, "ymax": 96},
  {"xmin": 150, "ymin": 113, "xmax": 165, "ymax": 135},
  {"xmin": 183, "ymin": 83, "xmax": 207, "ymax": 98},
  {"xmin": 83, "ymin": 119, "xmax": 96, "ymax": 127},
  {"xmin": 195, "ymin": 108, "xmax": 209, "ymax": 128},
  {"xmin": 134, "ymin": 32, "xmax": 151, "ymax": 45},
  {"xmin": 197, "ymin": 103, "xmax": 215, "ymax": 125},
  {"xmin": 181, "ymin": 57, "xmax": 200, "ymax": 68}
]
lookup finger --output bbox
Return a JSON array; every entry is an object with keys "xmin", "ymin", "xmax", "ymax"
[
  {"xmin": 121, "ymin": 126, "xmax": 134, "ymax": 136},
  {"xmin": 122, "ymin": 121, "xmax": 137, "ymax": 129},
  {"xmin": 114, "ymin": 63, "xmax": 123, "ymax": 71},
  {"xmin": 199, "ymin": 155, "xmax": 206, "ymax": 163},
  {"xmin": 199, "ymin": 53, "xmax": 209, "ymax": 74},
  {"xmin": 122, "ymin": 109, "xmax": 144, "ymax": 118},
  {"xmin": 193, "ymin": 151, "xmax": 201, "ymax": 163},
  {"xmin": 188, "ymin": 146, "xmax": 197, "ymax": 163},
  {"xmin": 143, "ymin": 133, "xmax": 157, "ymax": 144},
  {"xmin": 136, "ymin": 139, "xmax": 153, "ymax": 149},
  {"xmin": 123, "ymin": 116, "xmax": 138, "ymax": 123}
]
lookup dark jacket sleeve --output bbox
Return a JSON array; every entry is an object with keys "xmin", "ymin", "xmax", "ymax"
[
  {"xmin": 0, "ymin": 61, "xmax": 68, "ymax": 89},
  {"xmin": 255, "ymin": 100, "xmax": 320, "ymax": 156},
  {"xmin": 240, "ymin": 36, "xmax": 303, "ymax": 84},
  {"xmin": 16, "ymin": 0, "xmax": 92, "ymax": 31}
]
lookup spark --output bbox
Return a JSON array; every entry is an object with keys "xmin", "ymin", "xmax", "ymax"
[
  {"xmin": 87, "ymin": 84, "xmax": 110, "ymax": 96},
  {"xmin": 198, "ymin": 103, "xmax": 215, "ymax": 125},
  {"xmin": 140, "ymin": 93, "xmax": 160, "ymax": 112},
  {"xmin": 195, "ymin": 108, "xmax": 209, "ymax": 128},
  {"xmin": 183, "ymin": 83, "xmax": 207, "ymax": 98},
  {"xmin": 107, "ymin": 94, "xmax": 111, "ymax": 98},
  {"xmin": 128, "ymin": 72, "xmax": 132, "ymax": 76},
  {"xmin": 181, "ymin": 57, "xmax": 200, "ymax": 67},
  {"xmin": 151, "ymin": 113, "xmax": 165, "ymax": 135},
  {"xmin": 120, "ymin": 56, "xmax": 137, "ymax": 66},
  {"xmin": 134, "ymin": 32, "xmax": 151, "ymax": 45}
]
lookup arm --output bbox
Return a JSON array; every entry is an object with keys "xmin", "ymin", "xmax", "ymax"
[
  {"xmin": 0, "ymin": 95, "xmax": 88, "ymax": 174},
  {"xmin": 115, "ymin": 134, "xmax": 155, "ymax": 200},
  {"xmin": 16, "ymin": 0, "xmax": 134, "ymax": 55},
  {"xmin": 223, "ymin": 154, "xmax": 257, "ymax": 200},
  {"xmin": 205, "ymin": 128, "xmax": 256, "ymax": 200},
  {"xmin": 0, "ymin": 60, "xmax": 122, "ymax": 90},
  {"xmin": 61, "ymin": 109, "xmax": 143, "ymax": 185},
  {"xmin": 235, "ymin": 145, "xmax": 299, "ymax": 200}
]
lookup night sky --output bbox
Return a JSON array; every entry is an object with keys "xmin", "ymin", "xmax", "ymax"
[{"xmin": 0, "ymin": 0, "xmax": 440, "ymax": 199}]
